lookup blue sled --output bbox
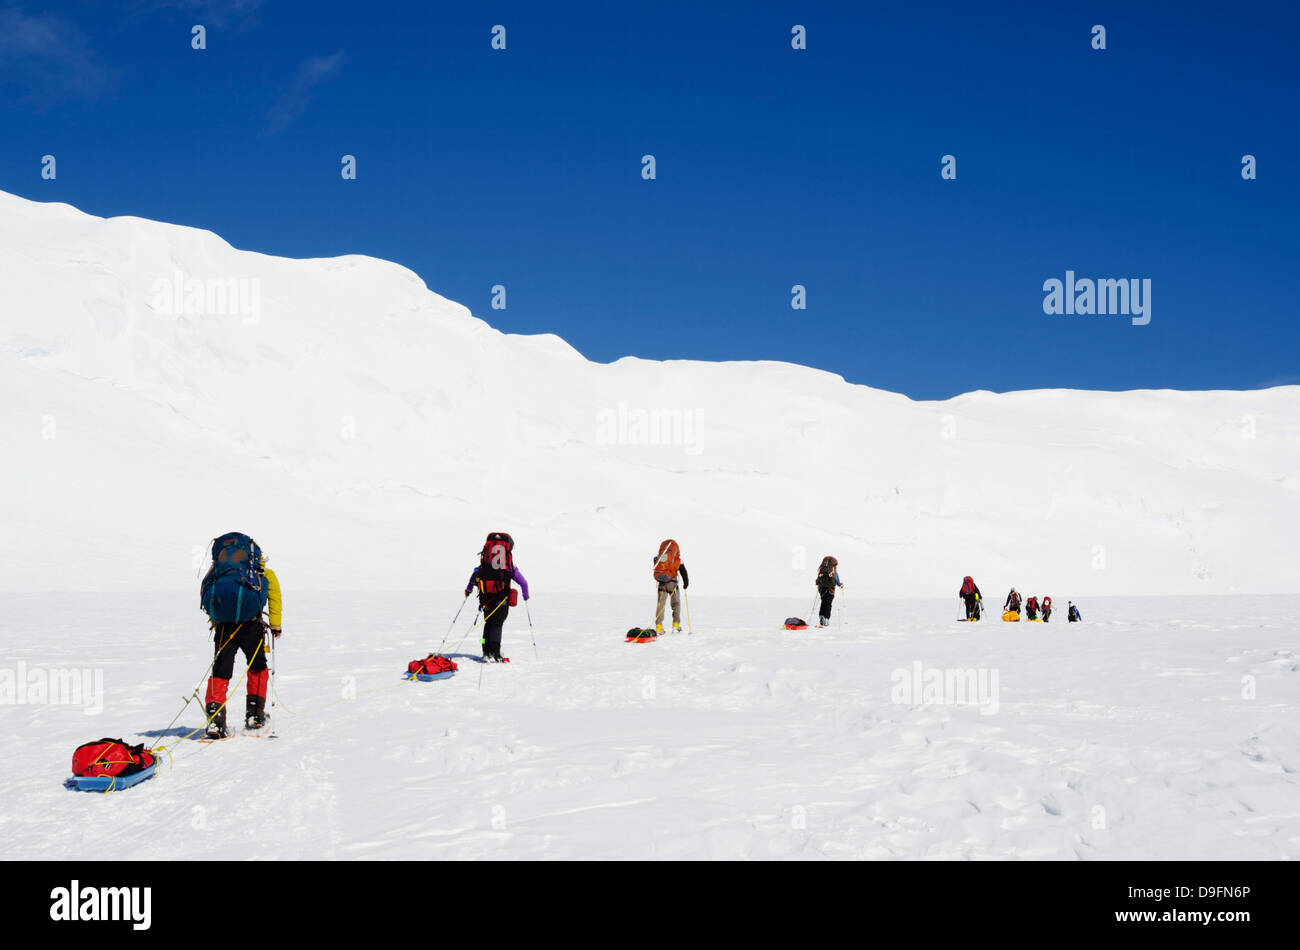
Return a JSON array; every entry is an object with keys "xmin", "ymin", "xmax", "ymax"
[
  {"xmin": 403, "ymin": 671, "xmax": 456, "ymax": 682},
  {"xmin": 65, "ymin": 761, "xmax": 159, "ymax": 793}
]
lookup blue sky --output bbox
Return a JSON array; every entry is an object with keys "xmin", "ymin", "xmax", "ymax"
[{"xmin": 1, "ymin": 0, "xmax": 1296, "ymax": 399}]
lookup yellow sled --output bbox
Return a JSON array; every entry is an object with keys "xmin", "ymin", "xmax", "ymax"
[{"xmin": 1002, "ymin": 611, "xmax": 1019, "ymax": 621}]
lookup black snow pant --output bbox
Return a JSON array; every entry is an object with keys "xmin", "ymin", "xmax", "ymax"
[
  {"xmin": 480, "ymin": 596, "xmax": 509, "ymax": 658},
  {"xmin": 963, "ymin": 593, "xmax": 979, "ymax": 619},
  {"xmin": 818, "ymin": 590, "xmax": 835, "ymax": 621},
  {"xmin": 213, "ymin": 621, "xmax": 268, "ymax": 679}
]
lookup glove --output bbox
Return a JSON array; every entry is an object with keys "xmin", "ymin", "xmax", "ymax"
[{"xmin": 271, "ymin": 627, "xmax": 282, "ymax": 638}]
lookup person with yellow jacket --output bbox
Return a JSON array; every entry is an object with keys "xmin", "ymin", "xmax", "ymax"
[{"xmin": 200, "ymin": 532, "xmax": 281, "ymax": 737}]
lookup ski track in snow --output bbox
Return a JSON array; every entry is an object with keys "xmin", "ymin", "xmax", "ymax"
[{"xmin": 2, "ymin": 592, "xmax": 1297, "ymax": 860}]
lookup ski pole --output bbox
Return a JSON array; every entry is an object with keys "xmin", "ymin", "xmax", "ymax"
[
  {"xmin": 525, "ymin": 599, "xmax": 537, "ymax": 659},
  {"xmin": 438, "ymin": 592, "xmax": 472, "ymax": 652},
  {"xmin": 683, "ymin": 587, "xmax": 694, "ymax": 635},
  {"xmin": 268, "ymin": 625, "xmax": 278, "ymax": 738}
]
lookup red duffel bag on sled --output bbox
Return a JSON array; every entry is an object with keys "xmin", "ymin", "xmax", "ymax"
[
  {"xmin": 68, "ymin": 738, "xmax": 158, "ymax": 792},
  {"xmin": 405, "ymin": 654, "xmax": 458, "ymax": 682}
]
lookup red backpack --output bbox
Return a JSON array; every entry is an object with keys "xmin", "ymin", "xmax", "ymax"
[
  {"xmin": 961, "ymin": 576, "xmax": 976, "ymax": 595},
  {"xmin": 477, "ymin": 533, "xmax": 514, "ymax": 595},
  {"xmin": 72, "ymin": 739, "xmax": 156, "ymax": 778},
  {"xmin": 407, "ymin": 655, "xmax": 459, "ymax": 676}
]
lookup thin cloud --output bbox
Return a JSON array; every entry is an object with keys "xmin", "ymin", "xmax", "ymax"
[
  {"xmin": 127, "ymin": 0, "xmax": 264, "ymax": 31},
  {"xmin": 0, "ymin": 7, "xmax": 117, "ymax": 104},
  {"xmin": 264, "ymin": 51, "xmax": 344, "ymax": 135}
]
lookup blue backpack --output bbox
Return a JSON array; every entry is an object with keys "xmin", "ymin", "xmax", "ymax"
[{"xmin": 201, "ymin": 533, "xmax": 268, "ymax": 623}]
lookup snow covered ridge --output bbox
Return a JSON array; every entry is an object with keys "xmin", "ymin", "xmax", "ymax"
[{"xmin": 1, "ymin": 189, "xmax": 1297, "ymax": 595}]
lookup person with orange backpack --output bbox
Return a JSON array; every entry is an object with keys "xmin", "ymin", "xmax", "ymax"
[
  {"xmin": 199, "ymin": 532, "xmax": 281, "ymax": 738},
  {"xmin": 464, "ymin": 532, "xmax": 529, "ymax": 662},
  {"xmin": 652, "ymin": 539, "xmax": 689, "ymax": 634}
]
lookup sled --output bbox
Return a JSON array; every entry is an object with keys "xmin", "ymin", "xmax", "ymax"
[
  {"xmin": 783, "ymin": 623, "xmax": 808, "ymax": 630},
  {"xmin": 66, "ymin": 760, "xmax": 159, "ymax": 793},
  {"xmin": 1002, "ymin": 611, "xmax": 1019, "ymax": 621},
  {"xmin": 403, "ymin": 670, "xmax": 457, "ymax": 682},
  {"xmin": 626, "ymin": 627, "xmax": 659, "ymax": 643}
]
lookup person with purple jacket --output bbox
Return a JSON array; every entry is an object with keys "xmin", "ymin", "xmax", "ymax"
[{"xmin": 464, "ymin": 533, "xmax": 529, "ymax": 662}]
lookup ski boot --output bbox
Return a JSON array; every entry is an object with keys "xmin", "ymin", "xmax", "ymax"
[
  {"xmin": 672, "ymin": 622, "xmax": 681, "ymax": 633},
  {"xmin": 819, "ymin": 616, "xmax": 830, "ymax": 627},
  {"xmin": 204, "ymin": 701, "xmax": 229, "ymax": 739},
  {"xmin": 245, "ymin": 695, "xmax": 267, "ymax": 731},
  {"xmin": 655, "ymin": 624, "xmax": 664, "ymax": 635}
]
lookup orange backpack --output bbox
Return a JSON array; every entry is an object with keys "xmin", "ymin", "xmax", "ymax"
[{"xmin": 653, "ymin": 539, "xmax": 682, "ymax": 581}]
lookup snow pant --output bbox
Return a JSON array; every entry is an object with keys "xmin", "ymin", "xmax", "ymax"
[
  {"xmin": 206, "ymin": 621, "xmax": 269, "ymax": 706},
  {"xmin": 818, "ymin": 589, "xmax": 835, "ymax": 621},
  {"xmin": 655, "ymin": 580, "xmax": 681, "ymax": 627},
  {"xmin": 963, "ymin": 593, "xmax": 979, "ymax": 619},
  {"xmin": 1041, "ymin": 607, "xmax": 1051, "ymax": 622},
  {"xmin": 1026, "ymin": 606, "xmax": 1038, "ymax": 620},
  {"xmin": 481, "ymin": 596, "xmax": 509, "ymax": 658}
]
